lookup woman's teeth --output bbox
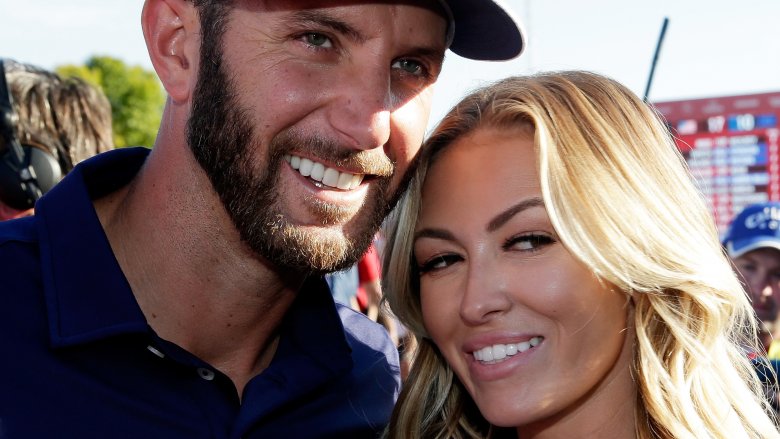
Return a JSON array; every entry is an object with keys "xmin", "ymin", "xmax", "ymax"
[
  {"xmin": 473, "ymin": 337, "xmax": 543, "ymax": 363},
  {"xmin": 285, "ymin": 154, "xmax": 364, "ymax": 190}
]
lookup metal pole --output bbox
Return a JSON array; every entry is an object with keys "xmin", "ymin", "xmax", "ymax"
[{"xmin": 644, "ymin": 17, "xmax": 669, "ymax": 103}]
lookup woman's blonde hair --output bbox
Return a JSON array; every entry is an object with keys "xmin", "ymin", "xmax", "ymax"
[{"xmin": 383, "ymin": 71, "xmax": 779, "ymax": 438}]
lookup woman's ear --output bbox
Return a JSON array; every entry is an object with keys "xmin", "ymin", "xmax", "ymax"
[{"xmin": 141, "ymin": 0, "xmax": 200, "ymax": 103}]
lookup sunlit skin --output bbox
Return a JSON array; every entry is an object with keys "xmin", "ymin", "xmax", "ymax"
[
  {"xmin": 223, "ymin": 0, "xmax": 447, "ymax": 242},
  {"xmin": 734, "ymin": 248, "xmax": 780, "ymax": 324},
  {"xmin": 414, "ymin": 127, "xmax": 636, "ymax": 438}
]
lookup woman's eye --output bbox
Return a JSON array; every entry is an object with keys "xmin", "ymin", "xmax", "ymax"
[
  {"xmin": 506, "ymin": 234, "xmax": 555, "ymax": 252},
  {"xmin": 392, "ymin": 58, "xmax": 427, "ymax": 77},
  {"xmin": 302, "ymin": 33, "xmax": 333, "ymax": 48},
  {"xmin": 417, "ymin": 254, "xmax": 461, "ymax": 274}
]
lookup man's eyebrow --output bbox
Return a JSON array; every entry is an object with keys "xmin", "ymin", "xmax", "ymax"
[
  {"xmin": 409, "ymin": 46, "xmax": 446, "ymax": 65},
  {"xmin": 487, "ymin": 197, "xmax": 545, "ymax": 232},
  {"xmin": 283, "ymin": 10, "xmax": 366, "ymax": 44}
]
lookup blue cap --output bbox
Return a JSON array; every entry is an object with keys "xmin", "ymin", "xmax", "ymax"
[{"xmin": 723, "ymin": 202, "xmax": 780, "ymax": 258}]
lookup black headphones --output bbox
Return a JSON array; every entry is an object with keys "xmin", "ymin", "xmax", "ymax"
[{"xmin": 0, "ymin": 59, "xmax": 62, "ymax": 210}]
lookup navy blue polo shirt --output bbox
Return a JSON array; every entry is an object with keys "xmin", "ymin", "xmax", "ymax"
[{"xmin": 0, "ymin": 147, "xmax": 400, "ymax": 439}]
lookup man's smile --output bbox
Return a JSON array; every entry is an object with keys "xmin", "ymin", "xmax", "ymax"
[{"xmin": 284, "ymin": 154, "xmax": 365, "ymax": 190}]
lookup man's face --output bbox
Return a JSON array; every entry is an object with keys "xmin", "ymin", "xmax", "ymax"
[
  {"xmin": 187, "ymin": 0, "xmax": 447, "ymax": 274},
  {"xmin": 733, "ymin": 247, "xmax": 780, "ymax": 324}
]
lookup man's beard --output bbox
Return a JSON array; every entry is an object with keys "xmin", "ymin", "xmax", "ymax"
[{"xmin": 186, "ymin": 37, "xmax": 398, "ymax": 275}]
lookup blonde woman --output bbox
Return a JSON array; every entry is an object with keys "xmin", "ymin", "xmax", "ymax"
[{"xmin": 383, "ymin": 71, "xmax": 779, "ymax": 438}]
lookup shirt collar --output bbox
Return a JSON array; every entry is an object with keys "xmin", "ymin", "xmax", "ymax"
[{"xmin": 36, "ymin": 147, "xmax": 151, "ymax": 347}]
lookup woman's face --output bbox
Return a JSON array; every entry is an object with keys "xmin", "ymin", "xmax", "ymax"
[{"xmin": 413, "ymin": 126, "xmax": 635, "ymax": 435}]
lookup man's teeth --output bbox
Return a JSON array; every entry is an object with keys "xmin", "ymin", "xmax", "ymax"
[
  {"xmin": 473, "ymin": 337, "xmax": 543, "ymax": 363},
  {"xmin": 285, "ymin": 154, "xmax": 364, "ymax": 190}
]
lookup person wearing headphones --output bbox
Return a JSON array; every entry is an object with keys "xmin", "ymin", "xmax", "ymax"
[{"xmin": 0, "ymin": 58, "xmax": 113, "ymax": 220}]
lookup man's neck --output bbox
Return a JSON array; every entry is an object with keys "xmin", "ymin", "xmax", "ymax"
[{"xmin": 93, "ymin": 146, "xmax": 303, "ymax": 396}]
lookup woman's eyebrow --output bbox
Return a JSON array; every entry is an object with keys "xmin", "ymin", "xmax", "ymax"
[
  {"xmin": 413, "ymin": 197, "xmax": 545, "ymax": 242},
  {"xmin": 486, "ymin": 197, "xmax": 544, "ymax": 232},
  {"xmin": 413, "ymin": 227, "xmax": 454, "ymax": 243}
]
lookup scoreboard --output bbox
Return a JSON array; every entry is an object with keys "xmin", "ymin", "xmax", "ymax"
[{"xmin": 653, "ymin": 92, "xmax": 780, "ymax": 234}]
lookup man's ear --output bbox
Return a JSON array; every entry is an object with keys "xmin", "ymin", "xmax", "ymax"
[{"xmin": 142, "ymin": 0, "xmax": 200, "ymax": 103}]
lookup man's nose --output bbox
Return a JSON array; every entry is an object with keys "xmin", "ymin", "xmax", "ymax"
[{"xmin": 327, "ymin": 65, "xmax": 392, "ymax": 151}]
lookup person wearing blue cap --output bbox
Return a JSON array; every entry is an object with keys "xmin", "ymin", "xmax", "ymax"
[
  {"xmin": 724, "ymin": 201, "xmax": 780, "ymax": 358},
  {"xmin": 0, "ymin": 0, "xmax": 524, "ymax": 438}
]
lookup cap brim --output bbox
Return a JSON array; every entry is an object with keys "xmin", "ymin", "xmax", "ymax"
[
  {"xmin": 446, "ymin": 0, "xmax": 525, "ymax": 61},
  {"xmin": 727, "ymin": 238, "xmax": 780, "ymax": 259}
]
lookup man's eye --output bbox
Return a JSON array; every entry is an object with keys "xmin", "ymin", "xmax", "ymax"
[
  {"xmin": 392, "ymin": 59, "xmax": 426, "ymax": 77},
  {"xmin": 303, "ymin": 33, "xmax": 333, "ymax": 48}
]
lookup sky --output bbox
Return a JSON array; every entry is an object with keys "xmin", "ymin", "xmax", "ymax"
[{"xmin": 3, "ymin": 0, "xmax": 780, "ymax": 131}]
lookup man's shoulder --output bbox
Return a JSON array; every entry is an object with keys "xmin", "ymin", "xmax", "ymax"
[
  {"xmin": 0, "ymin": 217, "xmax": 43, "ymax": 314},
  {"xmin": 332, "ymin": 304, "xmax": 400, "ymax": 428},
  {"xmin": 337, "ymin": 304, "xmax": 391, "ymax": 344},
  {"xmin": 336, "ymin": 304, "xmax": 399, "ymax": 373},
  {"xmin": 0, "ymin": 215, "xmax": 38, "ymax": 246},
  {"xmin": 0, "ymin": 217, "xmax": 39, "ymax": 275},
  {"xmin": 290, "ymin": 275, "xmax": 400, "ymax": 395}
]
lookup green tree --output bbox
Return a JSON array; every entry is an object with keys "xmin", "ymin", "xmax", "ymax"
[{"xmin": 57, "ymin": 56, "xmax": 165, "ymax": 148}]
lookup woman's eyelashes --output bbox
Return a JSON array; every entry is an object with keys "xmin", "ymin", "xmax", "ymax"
[
  {"xmin": 417, "ymin": 253, "xmax": 462, "ymax": 274},
  {"xmin": 504, "ymin": 233, "xmax": 556, "ymax": 252},
  {"xmin": 416, "ymin": 233, "xmax": 556, "ymax": 275}
]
